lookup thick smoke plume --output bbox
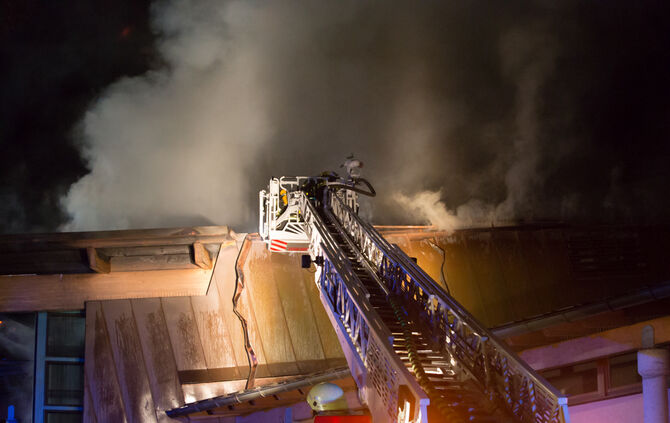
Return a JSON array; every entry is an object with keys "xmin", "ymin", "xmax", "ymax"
[
  {"xmin": 395, "ymin": 25, "xmax": 558, "ymax": 230},
  {"xmin": 61, "ymin": 1, "xmax": 670, "ymax": 232},
  {"xmin": 395, "ymin": 191, "xmax": 461, "ymax": 232}
]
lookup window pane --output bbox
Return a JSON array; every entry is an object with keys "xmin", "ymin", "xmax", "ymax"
[
  {"xmin": 45, "ymin": 411, "xmax": 82, "ymax": 423},
  {"xmin": 46, "ymin": 363, "xmax": 84, "ymax": 406},
  {"xmin": 542, "ymin": 361, "xmax": 598, "ymax": 396},
  {"xmin": 610, "ymin": 352, "xmax": 641, "ymax": 388},
  {"xmin": 47, "ymin": 313, "xmax": 85, "ymax": 357},
  {"xmin": 0, "ymin": 312, "xmax": 36, "ymax": 423}
]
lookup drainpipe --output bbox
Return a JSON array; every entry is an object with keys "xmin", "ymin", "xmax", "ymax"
[
  {"xmin": 638, "ymin": 326, "xmax": 670, "ymax": 423},
  {"xmin": 491, "ymin": 281, "xmax": 670, "ymax": 339},
  {"xmin": 638, "ymin": 349, "xmax": 669, "ymax": 423}
]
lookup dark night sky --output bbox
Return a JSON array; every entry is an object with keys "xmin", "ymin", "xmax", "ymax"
[
  {"xmin": 1, "ymin": 1, "xmax": 670, "ymax": 234},
  {"xmin": 1, "ymin": 0, "xmax": 155, "ymax": 232}
]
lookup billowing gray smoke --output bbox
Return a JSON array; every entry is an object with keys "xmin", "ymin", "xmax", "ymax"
[{"xmin": 61, "ymin": 1, "xmax": 670, "ymax": 232}]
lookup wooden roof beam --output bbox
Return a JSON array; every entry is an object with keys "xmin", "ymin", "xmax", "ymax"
[
  {"xmin": 87, "ymin": 247, "xmax": 111, "ymax": 274},
  {"xmin": 0, "ymin": 225, "xmax": 234, "ymax": 253},
  {"xmin": 0, "ymin": 265, "xmax": 216, "ymax": 312},
  {"xmin": 192, "ymin": 242, "xmax": 212, "ymax": 270}
]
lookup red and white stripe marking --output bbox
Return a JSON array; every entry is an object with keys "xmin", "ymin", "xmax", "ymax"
[
  {"xmin": 269, "ymin": 239, "xmax": 309, "ymax": 252},
  {"xmin": 269, "ymin": 239, "xmax": 288, "ymax": 252}
]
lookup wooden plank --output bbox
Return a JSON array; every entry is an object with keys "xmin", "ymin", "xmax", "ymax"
[
  {"xmin": 110, "ymin": 254, "xmax": 197, "ymax": 272},
  {"xmin": 83, "ymin": 368, "xmax": 97, "ymax": 423},
  {"xmin": 178, "ymin": 367, "xmax": 241, "ymax": 384},
  {"xmin": 180, "ymin": 375, "xmax": 301, "ymax": 403},
  {"xmin": 0, "ymin": 225, "xmax": 233, "ymax": 252},
  {"xmin": 440, "ymin": 233, "xmax": 489, "ymax": 324},
  {"xmin": 192, "ymin": 242, "xmax": 212, "ymax": 270},
  {"xmin": 84, "ymin": 301, "xmax": 128, "ymax": 423},
  {"xmin": 190, "ymin": 275, "xmax": 240, "ymax": 374},
  {"xmin": 488, "ymin": 230, "xmax": 536, "ymax": 323},
  {"xmin": 87, "ymin": 247, "xmax": 111, "ymax": 274},
  {"xmin": 0, "ymin": 267, "xmax": 213, "ymax": 313},
  {"xmin": 0, "ymin": 248, "xmax": 86, "ymax": 264},
  {"xmin": 161, "ymin": 296, "xmax": 207, "ymax": 371},
  {"xmin": 213, "ymin": 242, "xmax": 269, "ymax": 378},
  {"xmin": 0, "ymin": 244, "xmax": 221, "ymax": 276},
  {"xmin": 245, "ymin": 242, "xmax": 299, "ymax": 376},
  {"xmin": 101, "ymin": 245, "xmax": 191, "ymax": 257},
  {"xmin": 463, "ymin": 232, "xmax": 513, "ymax": 327},
  {"xmin": 270, "ymin": 252, "xmax": 328, "ymax": 374},
  {"xmin": 0, "ymin": 249, "xmax": 91, "ymax": 275},
  {"xmin": 102, "ymin": 300, "xmax": 158, "ymax": 423},
  {"xmin": 178, "ymin": 359, "xmax": 345, "ymax": 385},
  {"xmin": 131, "ymin": 298, "xmax": 184, "ymax": 423},
  {"xmin": 181, "ymin": 381, "xmax": 234, "ymax": 403},
  {"xmin": 521, "ymin": 229, "xmax": 573, "ymax": 314}
]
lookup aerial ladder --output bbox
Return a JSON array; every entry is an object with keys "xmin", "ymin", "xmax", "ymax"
[{"xmin": 259, "ymin": 160, "xmax": 570, "ymax": 423}]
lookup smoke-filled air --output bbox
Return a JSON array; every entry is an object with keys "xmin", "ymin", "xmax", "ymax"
[{"xmin": 60, "ymin": 1, "xmax": 670, "ymax": 232}]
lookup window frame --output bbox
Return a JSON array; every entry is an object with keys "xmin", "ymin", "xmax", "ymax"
[
  {"xmin": 44, "ymin": 361, "xmax": 85, "ymax": 407},
  {"xmin": 34, "ymin": 312, "xmax": 85, "ymax": 423},
  {"xmin": 540, "ymin": 351, "xmax": 647, "ymax": 406}
]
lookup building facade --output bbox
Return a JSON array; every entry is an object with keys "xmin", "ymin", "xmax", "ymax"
[{"xmin": 1, "ymin": 224, "xmax": 668, "ymax": 422}]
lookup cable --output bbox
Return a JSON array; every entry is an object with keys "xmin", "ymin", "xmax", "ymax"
[
  {"xmin": 233, "ymin": 234, "xmax": 258, "ymax": 390},
  {"xmin": 427, "ymin": 238, "xmax": 450, "ymax": 295}
]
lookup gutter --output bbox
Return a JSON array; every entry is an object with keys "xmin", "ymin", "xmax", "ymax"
[{"xmin": 491, "ymin": 280, "xmax": 670, "ymax": 339}]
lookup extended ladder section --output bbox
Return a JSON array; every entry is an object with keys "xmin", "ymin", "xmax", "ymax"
[{"xmin": 296, "ymin": 190, "xmax": 569, "ymax": 423}]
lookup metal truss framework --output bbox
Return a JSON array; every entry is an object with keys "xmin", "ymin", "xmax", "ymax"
[{"xmin": 299, "ymin": 190, "xmax": 570, "ymax": 423}]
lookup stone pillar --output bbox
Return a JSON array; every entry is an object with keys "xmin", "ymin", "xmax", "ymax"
[{"xmin": 638, "ymin": 348, "xmax": 670, "ymax": 423}]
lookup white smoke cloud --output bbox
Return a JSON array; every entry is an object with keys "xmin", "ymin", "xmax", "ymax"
[
  {"xmin": 394, "ymin": 190, "xmax": 461, "ymax": 232},
  {"xmin": 61, "ymin": 1, "xmax": 567, "ymax": 232},
  {"xmin": 495, "ymin": 27, "xmax": 557, "ymax": 221},
  {"xmin": 393, "ymin": 27, "xmax": 558, "ymax": 232},
  {"xmin": 63, "ymin": 1, "xmax": 273, "ymax": 230}
]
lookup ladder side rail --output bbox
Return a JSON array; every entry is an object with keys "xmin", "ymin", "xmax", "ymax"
[
  {"xmin": 330, "ymin": 193, "xmax": 484, "ymax": 379},
  {"xmin": 330, "ymin": 192, "xmax": 390, "ymax": 268},
  {"xmin": 259, "ymin": 190, "xmax": 268, "ymax": 239},
  {"xmin": 385, "ymin": 245, "xmax": 568, "ymax": 423},
  {"xmin": 329, "ymin": 193, "xmax": 569, "ymax": 423},
  {"xmin": 321, "ymin": 206, "xmax": 393, "ymax": 299},
  {"xmin": 298, "ymin": 192, "xmax": 430, "ymax": 423}
]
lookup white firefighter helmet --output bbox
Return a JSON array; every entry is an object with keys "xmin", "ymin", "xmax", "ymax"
[
  {"xmin": 341, "ymin": 155, "xmax": 363, "ymax": 179},
  {"xmin": 307, "ymin": 382, "xmax": 348, "ymax": 412}
]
